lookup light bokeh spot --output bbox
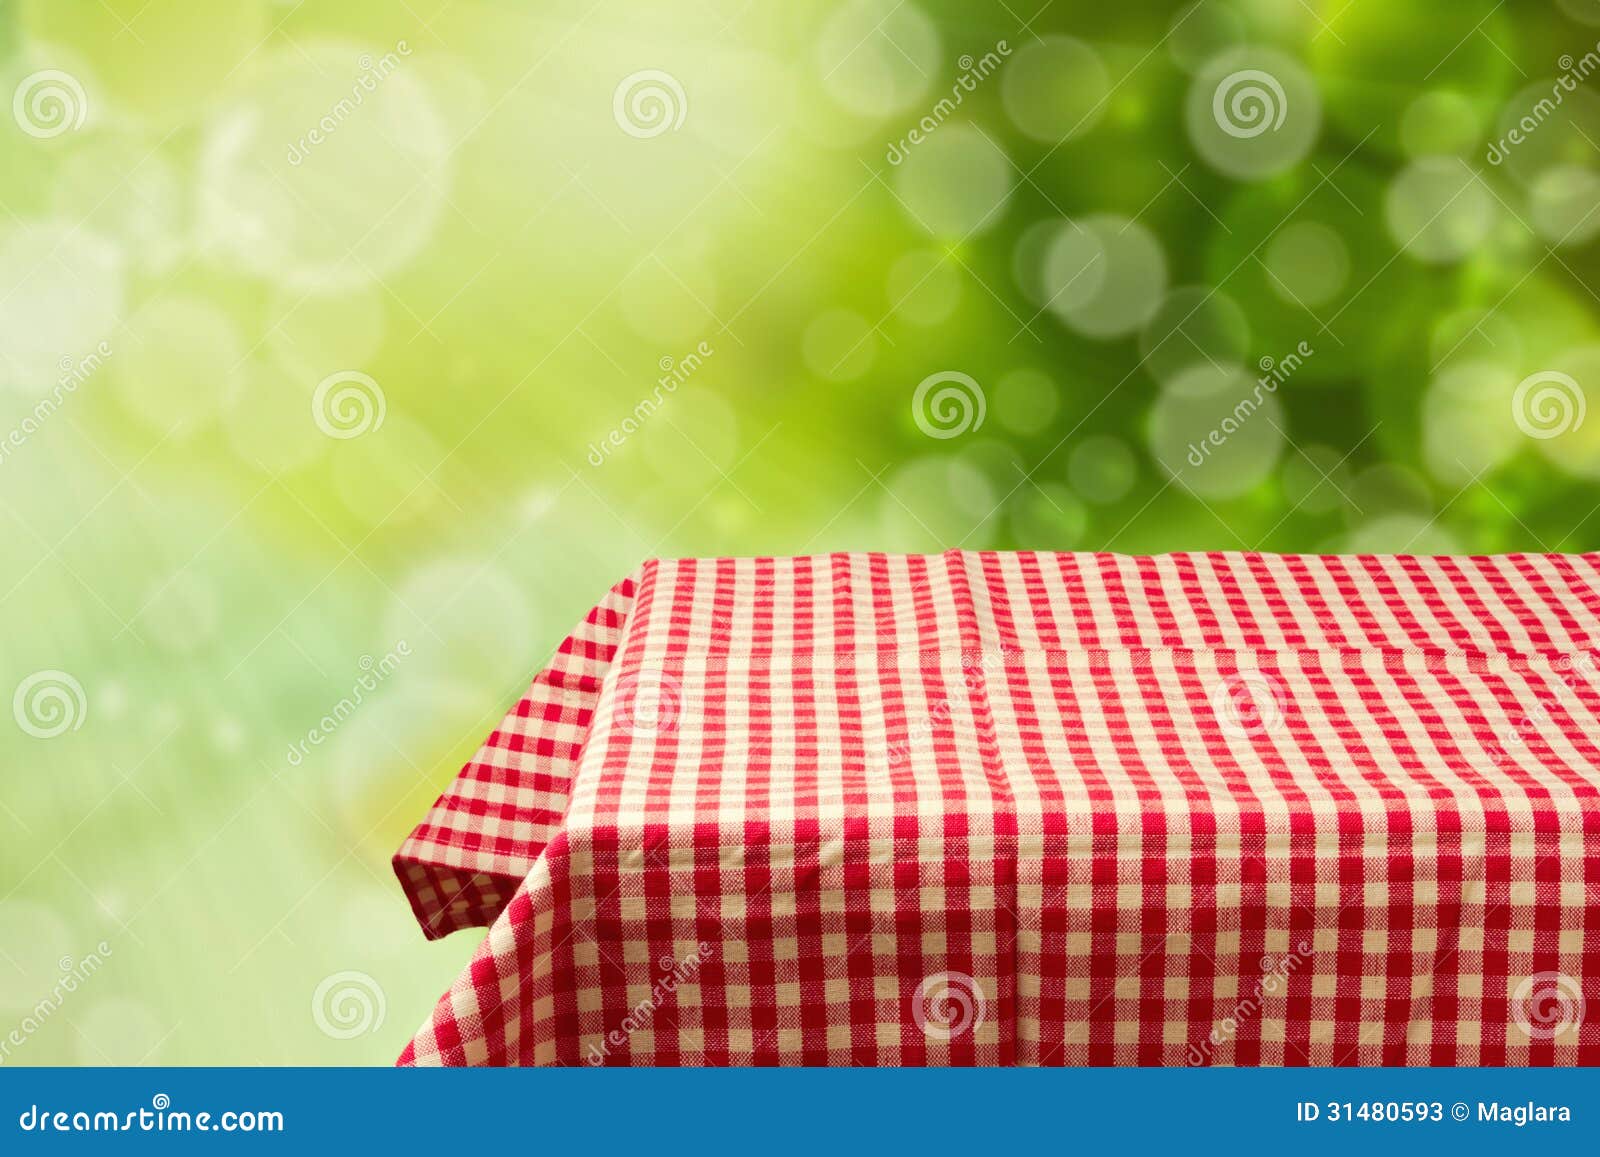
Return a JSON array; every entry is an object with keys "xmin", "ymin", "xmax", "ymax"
[
  {"xmin": 1148, "ymin": 363, "xmax": 1287, "ymax": 499},
  {"xmin": 1384, "ymin": 157, "xmax": 1495, "ymax": 263},
  {"xmin": 1138, "ymin": 286, "xmax": 1251, "ymax": 383},
  {"xmin": 1263, "ymin": 222, "xmax": 1350, "ymax": 308},
  {"xmin": 197, "ymin": 42, "xmax": 450, "ymax": 290},
  {"xmin": 1047, "ymin": 215, "xmax": 1167, "ymax": 339},
  {"xmin": 893, "ymin": 123, "xmax": 1014, "ymax": 238},
  {"xmin": 1000, "ymin": 37, "xmax": 1109, "ymax": 143},
  {"xmin": 993, "ymin": 368, "xmax": 1061, "ymax": 436},
  {"xmin": 1187, "ymin": 48, "xmax": 1320, "ymax": 179},
  {"xmin": 816, "ymin": 0, "xmax": 939, "ymax": 118}
]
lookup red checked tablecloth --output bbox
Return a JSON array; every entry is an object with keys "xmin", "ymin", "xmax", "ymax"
[{"xmin": 392, "ymin": 552, "xmax": 1600, "ymax": 1065}]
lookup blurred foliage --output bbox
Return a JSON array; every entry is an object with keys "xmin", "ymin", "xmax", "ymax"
[{"xmin": 0, "ymin": 0, "xmax": 1597, "ymax": 1062}]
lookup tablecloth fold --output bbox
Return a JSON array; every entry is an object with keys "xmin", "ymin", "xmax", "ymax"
[{"xmin": 392, "ymin": 570, "xmax": 639, "ymax": 939}]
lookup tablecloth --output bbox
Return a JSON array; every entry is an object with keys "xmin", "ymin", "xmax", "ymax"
[{"xmin": 392, "ymin": 551, "xmax": 1599, "ymax": 1065}]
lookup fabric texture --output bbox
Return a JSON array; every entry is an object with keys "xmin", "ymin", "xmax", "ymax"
[
  {"xmin": 392, "ymin": 573, "xmax": 636, "ymax": 939},
  {"xmin": 393, "ymin": 552, "xmax": 1600, "ymax": 1065}
]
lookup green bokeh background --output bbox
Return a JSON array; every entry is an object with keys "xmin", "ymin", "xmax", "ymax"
[{"xmin": 2, "ymin": 0, "xmax": 1599, "ymax": 1063}]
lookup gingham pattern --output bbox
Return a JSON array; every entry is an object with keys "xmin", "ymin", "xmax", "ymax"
[
  {"xmin": 395, "ymin": 552, "xmax": 1600, "ymax": 1065},
  {"xmin": 392, "ymin": 573, "xmax": 636, "ymax": 939}
]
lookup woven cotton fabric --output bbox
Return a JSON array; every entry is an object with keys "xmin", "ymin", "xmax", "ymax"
[{"xmin": 393, "ymin": 552, "xmax": 1600, "ymax": 1065}]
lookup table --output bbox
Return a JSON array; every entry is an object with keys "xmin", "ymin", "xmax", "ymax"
[{"xmin": 392, "ymin": 552, "xmax": 1599, "ymax": 1065}]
